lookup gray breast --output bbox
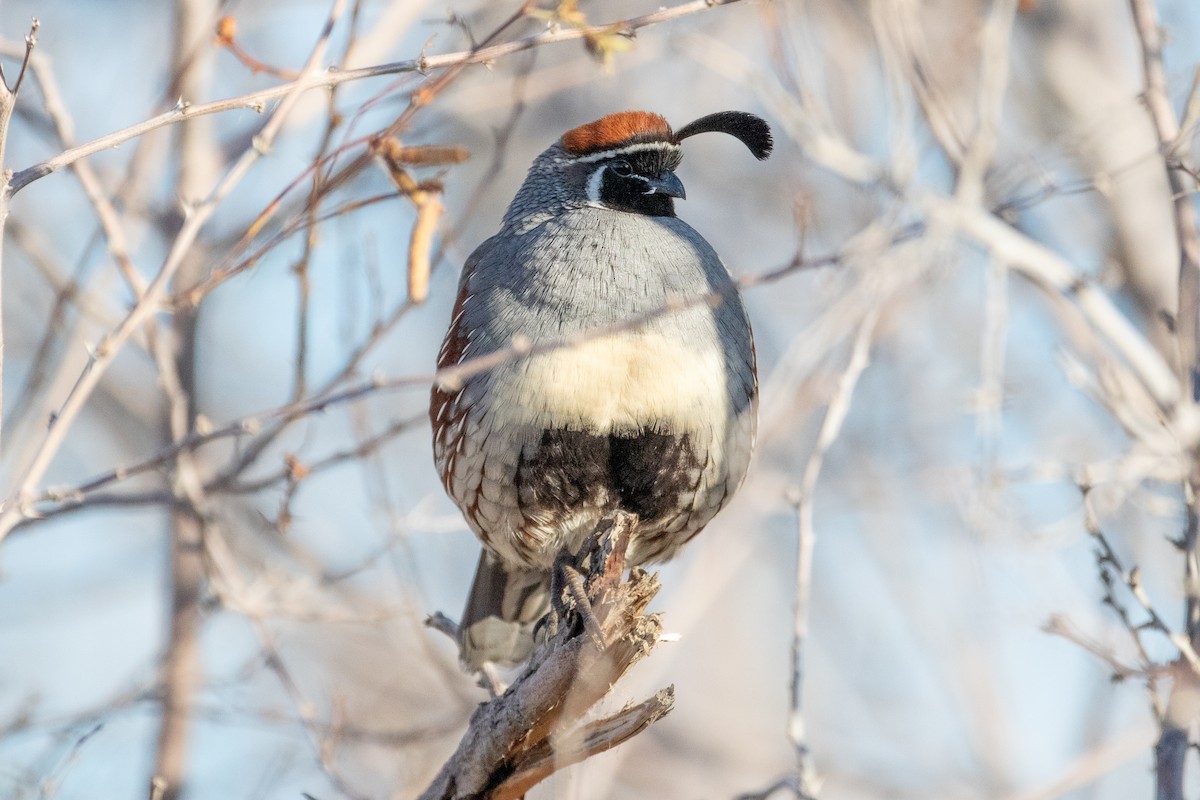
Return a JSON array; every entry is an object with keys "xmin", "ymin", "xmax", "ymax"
[{"xmin": 441, "ymin": 207, "xmax": 757, "ymax": 568}]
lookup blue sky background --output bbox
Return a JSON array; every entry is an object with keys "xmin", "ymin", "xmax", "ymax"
[{"xmin": 2, "ymin": 1, "xmax": 1200, "ymax": 798}]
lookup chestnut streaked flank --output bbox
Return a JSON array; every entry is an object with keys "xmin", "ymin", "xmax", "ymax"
[{"xmin": 431, "ymin": 110, "xmax": 772, "ymax": 667}]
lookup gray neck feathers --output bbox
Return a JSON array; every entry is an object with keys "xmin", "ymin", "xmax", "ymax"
[{"xmin": 501, "ymin": 144, "xmax": 580, "ymax": 232}]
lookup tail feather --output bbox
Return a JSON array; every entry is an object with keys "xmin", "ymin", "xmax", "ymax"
[{"xmin": 460, "ymin": 551, "xmax": 550, "ymax": 668}]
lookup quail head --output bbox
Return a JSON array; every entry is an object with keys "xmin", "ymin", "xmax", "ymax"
[{"xmin": 430, "ymin": 110, "xmax": 772, "ymax": 668}]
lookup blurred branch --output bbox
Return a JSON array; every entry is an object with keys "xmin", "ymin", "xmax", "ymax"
[
  {"xmin": 9, "ymin": 45, "xmax": 147, "ymax": 297},
  {"xmin": 1001, "ymin": 723, "xmax": 1158, "ymax": 800},
  {"xmin": 149, "ymin": 0, "xmax": 224, "ymax": 797},
  {"xmin": 955, "ymin": 0, "xmax": 1018, "ymax": 206},
  {"xmin": 419, "ymin": 512, "xmax": 673, "ymax": 799},
  {"xmin": 1128, "ymin": 0, "xmax": 1200, "ymax": 392},
  {"xmin": 878, "ymin": 3, "xmax": 965, "ymax": 166},
  {"xmin": 0, "ymin": 0, "xmax": 753, "ymax": 548},
  {"xmin": 764, "ymin": 308, "xmax": 882, "ymax": 800},
  {"xmin": 0, "ymin": 17, "xmax": 40, "ymax": 453},
  {"xmin": 250, "ymin": 617, "xmax": 373, "ymax": 800},
  {"xmin": 0, "ymin": 0, "xmax": 349, "ymax": 543},
  {"xmin": 0, "ymin": 39, "xmax": 160, "ymax": 483},
  {"xmin": 686, "ymin": 19, "xmax": 1182, "ymax": 413},
  {"xmin": 1042, "ymin": 615, "xmax": 1147, "ymax": 683},
  {"xmin": 16, "ymin": 234, "xmax": 861, "ymax": 526},
  {"xmin": 4, "ymin": 0, "xmax": 747, "ymax": 197},
  {"xmin": 1127, "ymin": 0, "xmax": 1200, "ymax": 796},
  {"xmin": 286, "ymin": 0, "xmax": 371, "ymax": 405},
  {"xmin": 927, "ymin": 196, "xmax": 1181, "ymax": 409},
  {"xmin": 0, "ymin": 50, "xmax": 162, "ymax": 450}
]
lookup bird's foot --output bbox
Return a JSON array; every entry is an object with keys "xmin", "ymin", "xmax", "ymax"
[{"xmin": 551, "ymin": 551, "xmax": 607, "ymax": 651}]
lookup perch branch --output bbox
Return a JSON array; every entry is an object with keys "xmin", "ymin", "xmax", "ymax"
[{"xmin": 419, "ymin": 512, "xmax": 673, "ymax": 799}]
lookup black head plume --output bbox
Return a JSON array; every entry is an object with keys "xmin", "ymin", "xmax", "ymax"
[{"xmin": 673, "ymin": 111, "xmax": 773, "ymax": 160}]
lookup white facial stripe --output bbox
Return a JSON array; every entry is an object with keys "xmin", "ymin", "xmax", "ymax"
[
  {"xmin": 585, "ymin": 164, "xmax": 606, "ymax": 203},
  {"xmin": 570, "ymin": 141, "xmax": 679, "ymax": 164}
]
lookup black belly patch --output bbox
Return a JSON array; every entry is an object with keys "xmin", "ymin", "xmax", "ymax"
[
  {"xmin": 515, "ymin": 428, "xmax": 703, "ymax": 529},
  {"xmin": 609, "ymin": 431, "xmax": 700, "ymax": 521},
  {"xmin": 515, "ymin": 429, "xmax": 611, "ymax": 514}
]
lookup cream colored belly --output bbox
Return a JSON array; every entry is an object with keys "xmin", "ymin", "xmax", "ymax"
[{"xmin": 488, "ymin": 330, "xmax": 729, "ymax": 438}]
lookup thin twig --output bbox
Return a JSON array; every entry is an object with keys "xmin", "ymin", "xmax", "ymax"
[
  {"xmin": 1127, "ymin": 1, "xmax": 1200, "ymax": 795},
  {"xmin": 149, "ymin": 2, "xmax": 227, "ymax": 797},
  {"xmin": 1042, "ymin": 614, "xmax": 1147, "ymax": 682},
  {"xmin": 955, "ymin": 0, "xmax": 1019, "ymax": 206},
  {"xmin": 0, "ymin": 18, "xmax": 41, "ymax": 452},
  {"xmin": 5, "ymin": 0, "xmax": 746, "ymax": 196},
  {"xmin": 1128, "ymin": 0, "xmax": 1200, "ymax": 395},
  {"xmin": 1079, "ymin": 484, "xmax": 1200, "ymax": 671},
  {"xmin": 785, "ymin": 308, "xmax": 880, "ymax": 798},
  {"xmin": 0, "ymin": 0, "xmax": 349, "ymax": 542},
  {"xmin": 14, "ymin": 237, "xmax": 860, "ymax": 525}
]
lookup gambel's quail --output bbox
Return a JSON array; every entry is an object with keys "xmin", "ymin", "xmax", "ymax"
[{"xmin": 430, "ymin": 110, "xmax": 772, "ymax": 667}]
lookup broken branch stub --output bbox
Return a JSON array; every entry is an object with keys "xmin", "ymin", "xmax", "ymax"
[{"xmin": 420, "ymin": 511, "xmax": 674, "ymax": 799}]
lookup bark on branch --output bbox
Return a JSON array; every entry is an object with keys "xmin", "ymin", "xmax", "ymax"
[
  {"xmin": 1127, "ymin": 0, "xmax": 1200, "ymax": 797},
  {"xmin": 421, "ymin": 512, "xmax": 674, "ymax": 800}
]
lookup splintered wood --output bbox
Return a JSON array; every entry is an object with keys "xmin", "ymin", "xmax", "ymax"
[{"xmin": 421, "ymin": 511, "xmax": 674, "ymax": 800}]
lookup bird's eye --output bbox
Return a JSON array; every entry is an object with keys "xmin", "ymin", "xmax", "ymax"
[{"xmin": 609, "ymin": 159, "xmax": 633, "ymax": 176}]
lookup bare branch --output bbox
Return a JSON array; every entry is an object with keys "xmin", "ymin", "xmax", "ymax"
[
  {"xmin": 773, "ymin": 307, "xmax": 882, "ymax": 799},
  {"xmin": 148, "ymin": 1, "xmax": 226, "ymax": 797},
  {"xmin": 1042, "ymin": 614, "xmax": 1147, "ymax": 682},
  {"xmin": 0, "ymin": 0, "xmax": 351, "ymax": 542},
  {"xmin": 419, "ymin": 512, "xmax": 672, "ymax": 799},
  {"xmin": 0, "ymin": 17, "xmax": 41, "ymax": 452},
  {"xmin": 1127, "ymin": 0, "xmax": 1200, "ymax": 793},
  {"xmin": 1128, "ymin": 0, "xmax": 1200, "ymax": 392},
  {"xmin": 955, "ymin": 0, "xmax": 1019, "ymax": 206},
  {"xmin": 5, "ymin": 0, "xmax": 748, "ymax": 196}
]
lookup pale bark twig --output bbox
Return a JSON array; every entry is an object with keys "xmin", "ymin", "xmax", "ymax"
[
  {"xmin": 5, "ymin": 0, "xmax": 747, "ymax": 197},
  {"xmin": 1127, "ymin": 0, "xmax": 1200, "ymax": 795},
  {"xmin": 0, "ymin": 0, "xmax": 349, "ymax": 542},
  {"xmin": 14, "ymin": 238, "xmax": 861, "ymax": 526},
  {"xmin": 779, "ymin": 308, "xmax": 880, "ymax": 799},
  {"xmin": 955, "ymin": 0, "xmax": 1019, "ymax": 206},
  {"xmin": 1128, "ymin": 0, "xmax": 1200, "ymax": 391},
  {"xmin": 149, "ymin": 1, "xmax": 223, "ymax": 797},
  {"xmin": 685, "ymin": 23, "xmax": 1182, "ymax": 411},
  {"xmin": 0, "ymin": 18, "xmax": 40, "ymax": 452},
  {"xmin": 1041, "ymin": 614, "xmax": 1147, "ymax": 682}
]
